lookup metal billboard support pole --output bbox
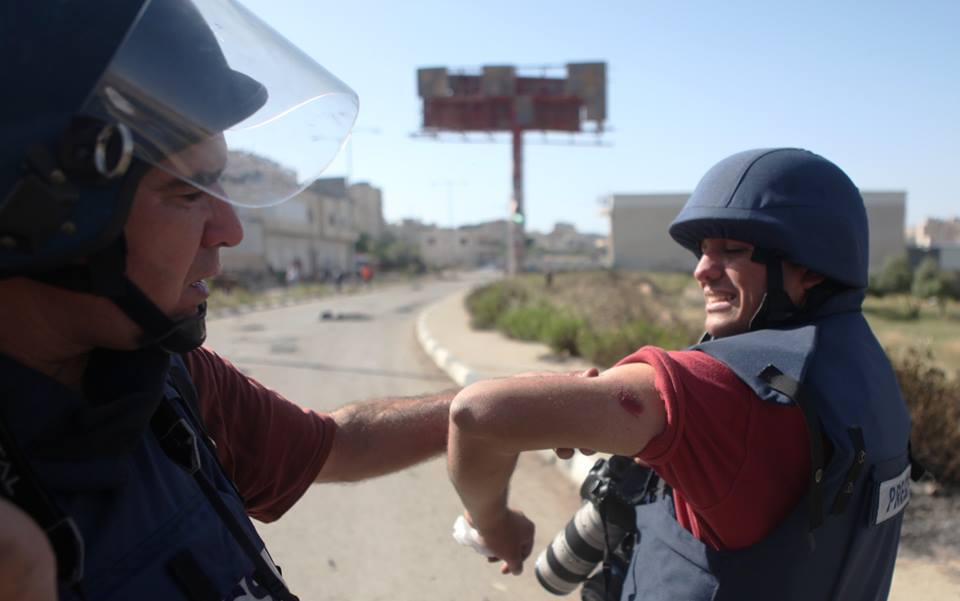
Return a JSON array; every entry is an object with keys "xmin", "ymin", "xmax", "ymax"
[{"xmin": 507, "ymin": 126, "xmax": 524, "ymax": 275}]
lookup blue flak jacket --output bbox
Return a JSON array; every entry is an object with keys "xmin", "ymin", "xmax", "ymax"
[
  {"xmin": 621, "ymin": 290, "xmax": 912, "ymax": 601},
  {"xmin": 0, "ymin": 350, "xmax": 289, "ymax": 600}
]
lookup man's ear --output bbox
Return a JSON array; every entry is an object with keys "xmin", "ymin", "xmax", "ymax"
[{"xmin": 801, "ymin": 269, "xmax": 826, "ymax": 292}]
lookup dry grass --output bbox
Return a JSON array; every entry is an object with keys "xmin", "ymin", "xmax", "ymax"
[{"xmin": 864, "ymin": 295, "xmax": 960, "ymax": 378}]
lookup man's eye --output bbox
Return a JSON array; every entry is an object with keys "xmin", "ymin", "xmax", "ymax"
[
  {"xmin": 725, "ymin": 247, "xmax": 749, "ymax": 254},
  {"xmin": 181, "ymin": 190, "xmax": 205, "ymax": 202}
]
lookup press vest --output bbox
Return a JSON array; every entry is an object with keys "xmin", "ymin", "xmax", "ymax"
[
  {"xmin": 621, "ymin": 293, "xmax": 912, "ymax": 601},
  {"xmin": 0, "ymin": 350, "xmax": 296, "ymax": 600}
]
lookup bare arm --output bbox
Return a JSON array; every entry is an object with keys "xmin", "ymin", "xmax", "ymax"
[
  {"xmin": 315, "ymin": 389, "xmax": 459, "ymax": 483},
  {"xmin": 447, "ymin": 363, "xmax": 664, "ymax": 573}
]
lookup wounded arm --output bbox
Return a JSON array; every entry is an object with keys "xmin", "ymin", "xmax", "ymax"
[{"xmin": 448, "ymin": 364, "xmax": 665, "ymax": 523}]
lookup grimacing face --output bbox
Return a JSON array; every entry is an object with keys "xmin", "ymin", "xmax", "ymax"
[
  {"xmin": 694, "ymin": 239, "xmax": 767, "ymax": 338},
  {"xmin": 693, "ymin": 238, "xmax": 822, "ymax": 338},
  {"xmin": 123, "ymin": 135, "xmax": 242, "ymax": 324}
]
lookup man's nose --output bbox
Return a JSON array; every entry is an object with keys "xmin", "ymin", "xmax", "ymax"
[
  {"xmin": 693, "ymin": 252, "xmax": 721, "ymax": 283},
  {"xmin": 204, "ymin": 196, "xmax": 244, "ymax": 248}
]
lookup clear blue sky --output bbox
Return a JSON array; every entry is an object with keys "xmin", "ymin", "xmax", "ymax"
[{"xmin": 244, "ymin": 0, "xmax": 959, "ymax": 234}]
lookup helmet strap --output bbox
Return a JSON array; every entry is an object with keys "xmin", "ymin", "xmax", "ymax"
[
  {"xmin": 29, "ymin": 230, "xmax": 206, "ymax": 354},
  {"xmin": 748, "ymin": 248, "xmax": 799, "ymax": 331}
]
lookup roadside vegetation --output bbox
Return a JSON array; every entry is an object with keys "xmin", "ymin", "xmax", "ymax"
[
  {"xmin": 465, "ymin": 271, "xmax": 700, "ymax": 368},
  {"xmin": 466, "ymin": 264, "xmax": 960, "ymax": 486}
]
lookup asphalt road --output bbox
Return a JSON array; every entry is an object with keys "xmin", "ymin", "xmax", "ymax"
[{"xmin": 204, "ymin": 275, "xmax": 583, "ymax": 601}]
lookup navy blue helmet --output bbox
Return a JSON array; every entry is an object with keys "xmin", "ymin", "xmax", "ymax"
[{"xmin": 669, "ymin": 148, "xmax": 869, "ymax": 289}]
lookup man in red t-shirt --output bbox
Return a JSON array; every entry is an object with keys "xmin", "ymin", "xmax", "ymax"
[
  {"xmin": 447, "ymin": 149, "xmax": 911, "ymax": 601},
  {"xmin": 446, "ymin": 236, "xmax": 820, "ymax": 574}
]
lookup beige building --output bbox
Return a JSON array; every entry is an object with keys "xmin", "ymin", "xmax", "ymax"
[
  {"xmin": 348, "ymin": 182, "xmax": 386, "ymax": 240},
  {"xmin": 417, "ymin": 220, "xmax": 507, "ymax": 269},
  {"xmin": 909, "ymin": 217, "xmax": 960, "ymax": 248},
  {"xmin": 220, "ymin": 155, "xmax": 382, "ymax": 281},
  {"xmin": 607, "ymin": 191, "xmax": 907, "ymax": 274}
]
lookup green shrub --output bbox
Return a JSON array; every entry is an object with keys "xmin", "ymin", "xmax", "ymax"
[
  {"xmin": 542, "ymin": 312, "xmax": 585, "ymax": 355},
  {"xmin": 890, "ymin": 347, "xmax": 960, "ymax": 486},
  {"xmin": 465, "ymin": 283, "xmax": 526, "ymax": 329},
  {"xmin": 497, "ymin": 304, "xmax": 555, "ymax": 342},
  {"xmin": 577, "ymin": 320, "xmax": 693, "ymax": 368}
]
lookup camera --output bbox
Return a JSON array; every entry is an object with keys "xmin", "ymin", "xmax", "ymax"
[{"xmin": 534, "ymin": 456, "xmax": 656, "ymax": 598}]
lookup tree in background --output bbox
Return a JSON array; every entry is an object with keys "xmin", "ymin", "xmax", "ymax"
[
  {"xmin": 868, "ymin": 253, "xmax": 918, "ymax": 317},
  {"xmin": 873, "ymin": 253, "xmax": 914, "ymax": 295},
  {"xmin": 912, "ymin": 256, "xmax": 954, "ymax": 316}
]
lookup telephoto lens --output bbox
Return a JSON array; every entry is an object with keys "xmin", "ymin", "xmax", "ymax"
[
  {"xmin": 535, "ymin": 456, "xmax": 656, "ymax": 597},
  {"xmin": 534, "ymin": 501, "xmax": 629, "ymax": 595}
]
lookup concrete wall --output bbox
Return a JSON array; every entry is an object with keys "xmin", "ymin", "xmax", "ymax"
[
  {"xmin": 608, "ymin": 191, "xmax": 906, "ymax": 275},
  {"xmin": 349, "ymin": 183, "xmax": 386, "ymax": 239},
  {"xmin": 862, "ymin": 192, "xmax": 906, "ymax": 273},
  {"xmin": 608, "ymin": 194, "xmax": 694, "ymax": 272},
  {"xmin": 418, "ymin": 226, "xmax": 503, "ymax": 268},
  {"xmin": 220, "ymin": 165, "xmax": 363, "ymax": 278}
]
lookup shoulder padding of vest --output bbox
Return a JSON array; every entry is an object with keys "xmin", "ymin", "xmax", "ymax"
[{"xmin": 692, "ymin": 325, "xmax": 817, "ymax": 405}]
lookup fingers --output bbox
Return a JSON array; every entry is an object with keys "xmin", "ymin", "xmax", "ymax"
[
  {"xmin": 580, "ymin": 367, "xmax": 600, "ymax": 377},
  {"xmin": 500, "ymin": 559, "xmax": 524, "ymax": 575}
]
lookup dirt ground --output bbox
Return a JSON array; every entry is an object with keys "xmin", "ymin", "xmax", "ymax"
[{"xmin": 889, "ymin": 484, "xmax": 960, "ymax": 600}]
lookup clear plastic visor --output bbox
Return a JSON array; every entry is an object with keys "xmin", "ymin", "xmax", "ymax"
[{"xmin": 80, "ymin": 0, "xmax": 358, "ymax": 207}]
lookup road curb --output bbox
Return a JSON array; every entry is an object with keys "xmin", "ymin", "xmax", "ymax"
[
  {"xmin": 415, "ymin": 304, "xmax": 483, "ymax": 387},
  {"xmin": 415, "ymin": 293, "xmax": 598, "ymax": 487}
]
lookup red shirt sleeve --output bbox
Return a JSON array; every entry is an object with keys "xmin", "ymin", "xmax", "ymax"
[
  {"xmin": 183, "ymin": 347, "xmax": 336, "ymax": 523},
  {"xmin": 616, "ymin": 346, "xmax": 810, "ymax": 550}
]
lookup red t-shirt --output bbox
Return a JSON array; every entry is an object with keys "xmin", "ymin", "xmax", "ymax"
[
  {"xmin": 183, "ymin": 347, "xmax": 336, "ymax": 523},
  {"xmin": 617, "ymin": 347, "xmax": 810, "ymax": 551}
]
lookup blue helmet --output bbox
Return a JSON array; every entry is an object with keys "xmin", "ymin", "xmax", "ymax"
[
  {"xmin": 669, "ymin": 148, "xmax": 869, "ymax": 290},
  {"xmin": 0, "ymin": 0, "xmax": 357, "ymax": 351}
]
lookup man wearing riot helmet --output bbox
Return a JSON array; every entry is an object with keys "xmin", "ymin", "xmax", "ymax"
[
  {"xmin": 447, "ymin": 148, "xmax": 913, "ymax": 600},
  {"xmin": 0, "ymin": 1, "xmax": 458, "ymax": 599}
]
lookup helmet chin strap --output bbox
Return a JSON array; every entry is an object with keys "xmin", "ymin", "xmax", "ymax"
[
  {"xmin": 110, "ymin": 274, "xmax": 208, "ymax": 354},
  {"xmin": 31, "ymin": 234, "xmax": 207, "ymax": 354},
  {"xmin": 748, "ymin": 248, "xmax": 799, "ymax": 332}
]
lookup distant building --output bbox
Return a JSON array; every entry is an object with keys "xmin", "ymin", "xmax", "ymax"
[
  {"xmin": 414, "ymin": 219, "xmax": 507, "ymax": 268},
  {"xmin": 529, "ymin": 222, "xmax": 604, "ymax": 255},
  {"xmin": 220, "ymin": 155, "xmax": 384, "ymax": 282},
  {"xmin": 606, "ymin": 191, "xmax": 907, "ymax": 275},
  {"xmin": 909, "ymin": 217, "xmax": 960, "ymax": 248},
  {"xmin": 527, "ymin": 222, "xmax": 606, "ymax": 271},
  {"xmin": 348, "ymin": 182, "xmax": 386, "ymax": 240}
]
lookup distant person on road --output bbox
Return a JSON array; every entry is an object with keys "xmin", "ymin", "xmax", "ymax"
[
  {"xmin": 446, "ymin": 149, "xmax": 914, "ymax": 600},
  {"xmin": 1, "ymin": 2, "xmax": 456, "ymax": 599}
]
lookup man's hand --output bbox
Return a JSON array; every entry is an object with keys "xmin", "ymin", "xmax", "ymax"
[{"xmin": 468, "ymin": 509, "xmax": 536, "ymax": 575}]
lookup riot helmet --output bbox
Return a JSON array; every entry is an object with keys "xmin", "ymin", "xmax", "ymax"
[
  {"xmin": 669, "ymin": 148, "xmax": 869, "ymax": 330},
  {"xmin": 0, "ymin": 0, "xmax": 358, "ymax": 351}
]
